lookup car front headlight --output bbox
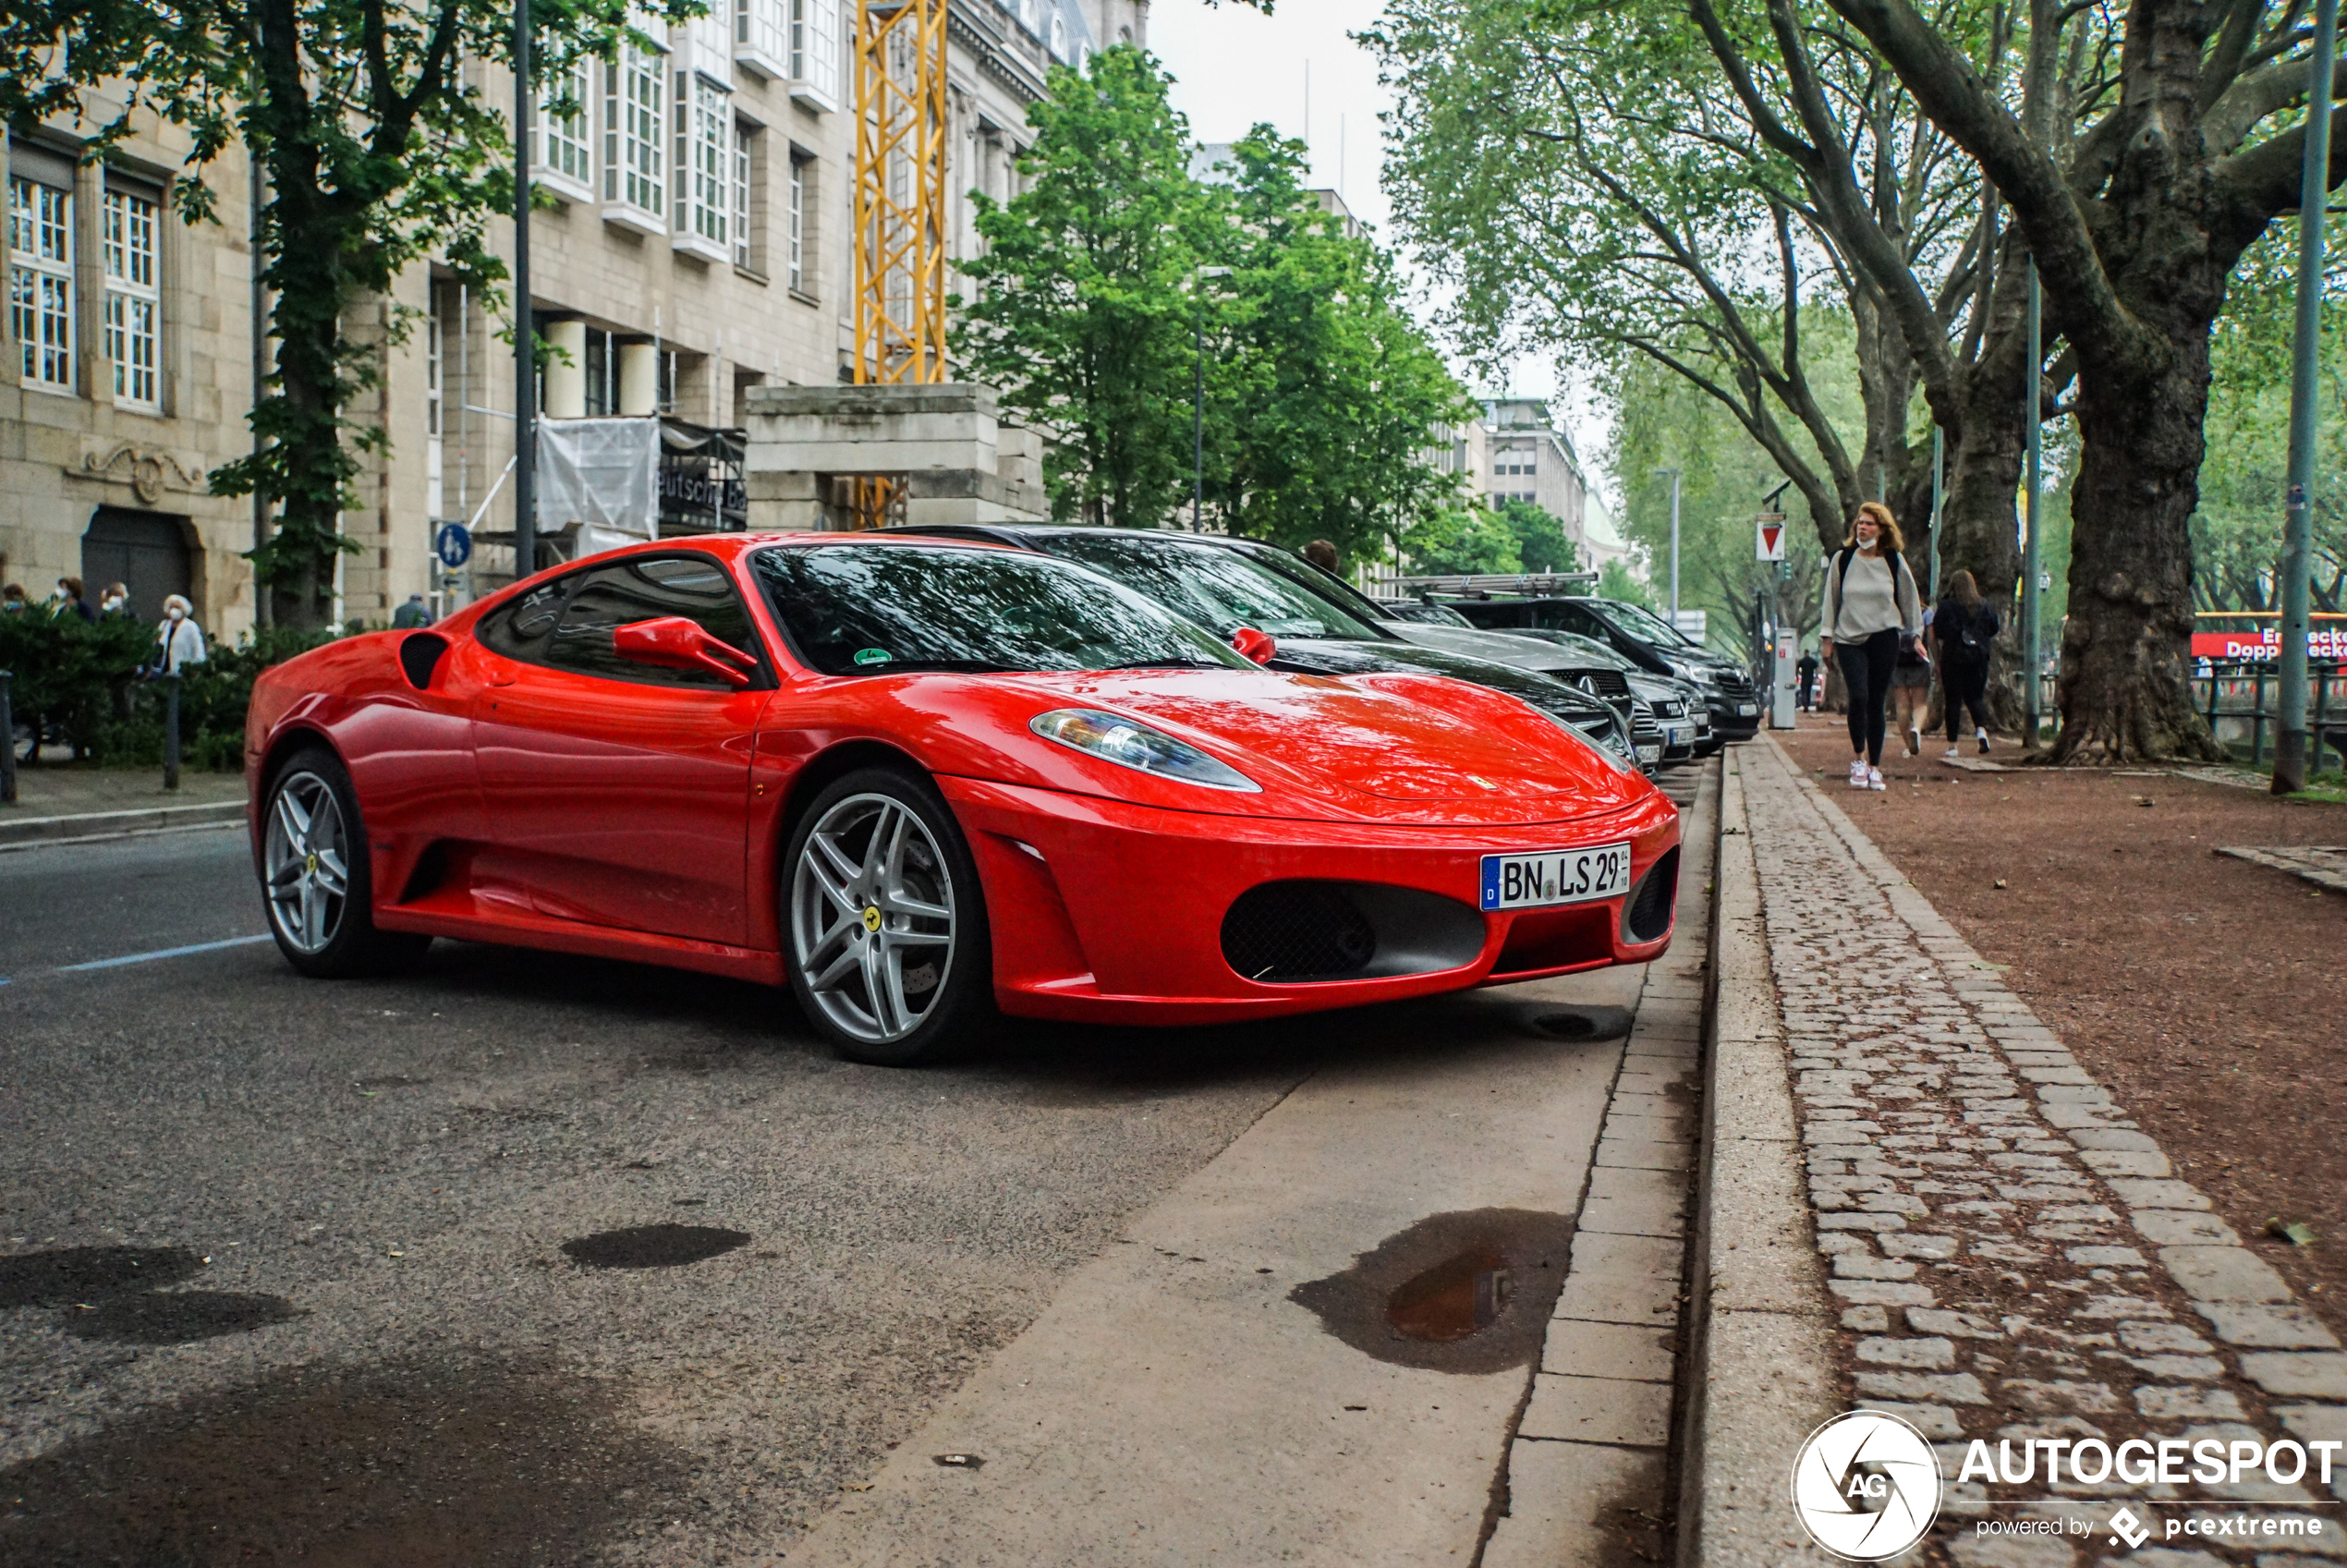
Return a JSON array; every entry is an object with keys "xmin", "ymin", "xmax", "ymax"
[{"xmin": 1030, "ymin": 709, "xmax": 1260, "ymax": 792}]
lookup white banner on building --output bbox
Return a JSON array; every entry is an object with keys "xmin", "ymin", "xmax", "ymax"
[{"xmin": 538, "ymin": 417, "xmax": 660, "ymax": 557}]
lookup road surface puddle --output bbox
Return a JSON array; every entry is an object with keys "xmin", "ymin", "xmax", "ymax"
[
  {"xmin": 561, "ymin": 1223, "xmax": 751, "ymax": 1269},
  {"xmin": 1291, "ymin": 1209, "xmax": 1575, "ymax": 1374},
  {"xmin": 0, "ymin": 1354, "xmax": 684, "ymax": 1565}
]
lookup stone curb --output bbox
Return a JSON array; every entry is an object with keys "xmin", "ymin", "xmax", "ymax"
[
  {"xmin": 1681, "ymin": 746, "xmax": 1842, "ymax": 1568},
  {"xmin": 0, "ymin": 799, "xmax": 245, "ymax": 850}
]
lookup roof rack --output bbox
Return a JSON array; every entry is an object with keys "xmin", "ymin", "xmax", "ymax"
[{"xmin": 1384, "ymin": 571, "xmax": 1599, "ymax": 599}]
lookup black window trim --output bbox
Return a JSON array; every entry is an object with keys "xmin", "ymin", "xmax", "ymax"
[{"xmin": 471, "ymin": 549, "xmax": 776, "ymax": 691}]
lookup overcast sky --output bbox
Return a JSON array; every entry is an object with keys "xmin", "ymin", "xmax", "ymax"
[{"xmin": 1145, "ymin": 0, "xmax": 1605, "ymax": 487}]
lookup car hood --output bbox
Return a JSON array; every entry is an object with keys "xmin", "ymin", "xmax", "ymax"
[{"xmin": 854, "ymin": 667, "xmax": 1654, "ymax": 826}]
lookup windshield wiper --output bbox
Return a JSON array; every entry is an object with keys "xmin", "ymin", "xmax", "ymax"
[{"xmin": 1099, "ymin": 657, "xmax": 1228, "ymax": 671}]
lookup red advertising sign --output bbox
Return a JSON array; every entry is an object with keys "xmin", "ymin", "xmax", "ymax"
[{"xmin": 2193, "ymin": 627, "xmax": 2347, "ymax": 662}]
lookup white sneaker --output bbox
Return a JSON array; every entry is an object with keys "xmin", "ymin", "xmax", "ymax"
[
  {"xmin": 1867, "ymin": 766, "xmax": 1886, "ymax": 790},
  {"xmin": 1941, "ymin": 747, "xmax": 1961, "ymax": 760},
  {"xmin": 1849, "ymin": 760, "xmax": 1868, "ymax": 788}
]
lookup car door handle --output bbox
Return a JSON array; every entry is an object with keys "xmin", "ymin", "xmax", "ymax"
[{"xmin": 488, "ymin": 672, "xmax": 517, "ymax": 687}]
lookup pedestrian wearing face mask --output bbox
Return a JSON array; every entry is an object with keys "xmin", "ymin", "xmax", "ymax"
[
  {"xmin": 152, "ymin": 595, "xmax": 209, "ymax": 675},
  {"xmin": 1818, "ymin": 502, "xmax": 1925, "ymax": 791},
  {"xmin": 98, "ymin": 582, "xmax": 131, "ymax": 618},
  {"xmin": 54, "ymin": 577, "xmax": 95, "ymax": 623}
]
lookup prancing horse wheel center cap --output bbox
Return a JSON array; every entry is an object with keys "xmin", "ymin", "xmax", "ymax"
[
  {"xmin": 306, "ymin": 851, "xmax": 319, "ymax": 874},
  {"xmin": 861, "ymin": 906, "xmax": 882, "ymax": 933}
]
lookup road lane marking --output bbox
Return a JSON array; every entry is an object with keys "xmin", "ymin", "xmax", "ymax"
[{"xmin": 55, "ymin": 935, "xmax": 272, "ymax": 972}]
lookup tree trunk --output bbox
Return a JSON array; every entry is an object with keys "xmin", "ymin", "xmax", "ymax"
[{"xmin": 2048, "ymin": 339, "xmax": 2226, "ymax": 762}]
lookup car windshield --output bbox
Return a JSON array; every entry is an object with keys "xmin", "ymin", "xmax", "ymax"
[
  {"xmin": 1505, "ymin": 627, "xmax": 1637, "ymax": 669},
  {"xmin": 1038, "ymin": 533, "xmax": 1387, "ymax": 641},
  {"xmin": 751, "ymin": 543, "xmax": 1254, "ymax": 676},
  {"xmin": 1592, "ymin": 598, "xmax": 1700, "ymax": 650}
]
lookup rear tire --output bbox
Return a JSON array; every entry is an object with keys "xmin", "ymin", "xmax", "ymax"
[
  {"xmin": 782, "ymin": 766, "xmax": 994, "ymax": 1066},
  {"xmin": 260, "ymin": 746, "xmax": 430, "ymax": 978}
]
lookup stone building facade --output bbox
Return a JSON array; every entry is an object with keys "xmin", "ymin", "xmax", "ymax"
[
  {"xmin": 2, "ymin": 0, "xmax": 1146, "ymax": 640},
  {"xmin": 1483, "ymin": 396, "xmax": 1592, "ymax": 557}
]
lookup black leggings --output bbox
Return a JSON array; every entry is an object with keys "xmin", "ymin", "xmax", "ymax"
[
  {"xmin": 1835, "ymin": 629, "xmax": 1900, "ymax": 765},
  {"xmin": 1943, "ymin": 656, "xmax": 1993, "ymax": 740}
]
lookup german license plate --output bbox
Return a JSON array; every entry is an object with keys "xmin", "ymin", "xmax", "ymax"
[
  {"xmin": 1736, "ymin": 702, "xmax": 1758, "ymax": 716},
  {"xmin": 1480, "ymin": 844, "xmax": 1633, "ymax": 912},
  {"xmin": 1636, "ymin": 743, "xmax": 1662, "ymax": 766},
  {"xmin": 1663, "ymin": 722, "xmax": 1693, "ymax": 747}
]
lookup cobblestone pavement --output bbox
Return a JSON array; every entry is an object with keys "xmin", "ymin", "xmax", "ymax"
[{"xmin": 1741, "ymin": 739, "xmax": 2347, "ymax": 1567}]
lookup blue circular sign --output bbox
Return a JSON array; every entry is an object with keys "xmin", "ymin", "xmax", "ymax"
[{"xmin": 434, "ymin": 523, "xmax": 472, "ymax": 568}]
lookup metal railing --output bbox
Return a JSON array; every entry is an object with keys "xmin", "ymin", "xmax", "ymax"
[{"xmin": 2193, "ymin": 659, "xmax": 2347, "ymax": 770}]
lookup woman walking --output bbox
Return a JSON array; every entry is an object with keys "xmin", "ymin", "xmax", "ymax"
[
  {"xmin": 1889, "ymin": 627, "xmax": 1933, "ymax": 757},
  {"xmin": 1819, "ymin": 502, "xmax": 1925, "ymax": 791},
  {"xmin": 1931, "ymin": 569, "xmax": 2000, "ymax": 757}
]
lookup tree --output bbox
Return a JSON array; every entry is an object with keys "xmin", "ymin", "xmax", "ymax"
[
  {"xmin": 1819, "ymin": 0, "xmax": 2347, "ymax": 760},
  {"xmin": 0, "ymin": 0, "xmax": 667, "ymax": 627},
  {"xmin": 1498, "ymin": 498, "xmax": 1581, "ymax": 574},
  {"xmin": 1598, "ymin": 557, "xmax": 1657, "ymax": 607},
  {"xmin": 1404, "ymin": 504, "xmax": 1523, "ymax": 574},
  {"xmin": 955, "ymin": 46, "xmax": 1206, "ymax": 528},
  {"xmin": 1198, "ymin": 131, "xmax": 1473, "ymax": 565}
]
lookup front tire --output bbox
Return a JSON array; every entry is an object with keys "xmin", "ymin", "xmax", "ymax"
[
  {"xmin": 261, "ymin": 746, "xmax": 430, "ymax": 978},
  {"xmin": 783, "ymin": 766, "xmax": 994, "ymax": 1066}
]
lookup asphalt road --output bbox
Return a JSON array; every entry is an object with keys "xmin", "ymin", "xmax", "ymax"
[{"xmin": 0, "ymin": 770, "xmax": 1702, "ymax": 1566}]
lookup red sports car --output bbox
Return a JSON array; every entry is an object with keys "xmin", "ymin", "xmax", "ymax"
[{"xmin": 246, "ymin": 534, "xmax": 1680, "ymax": 1064}]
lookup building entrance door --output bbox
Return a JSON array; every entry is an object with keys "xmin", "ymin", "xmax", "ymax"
[{"xmin": 81, "ymin": 507, "xmax": 193, "ymax": 622}]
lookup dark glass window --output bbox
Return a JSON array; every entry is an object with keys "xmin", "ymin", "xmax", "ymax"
[
  {"xmin": 476, "ymin": 576, "xmax": 571, "ymax": 658},
  {"xmin": 540, "ymin": 554, "xmax": 763, "ymax": 688},
  {"xmin": 1036, "ymin": 533, "xmax": 1384, "ymax": 640},
  {"xmin": 751, "ymin": 542, "xmax": 1251, "ymax": 676}
]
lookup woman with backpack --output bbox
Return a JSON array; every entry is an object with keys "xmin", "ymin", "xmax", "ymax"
[
  {"xmin": 1819, "ymin": 501, "xmax": 1925, "ymax": 791},
  {"xmin": 1931, "ymin": 569, "xmax": 2000, "ymax": 757}
]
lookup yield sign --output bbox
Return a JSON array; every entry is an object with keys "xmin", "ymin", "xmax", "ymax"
[{"xmin": 1756, "ymin": 514, "xmax": 1786, "ymax": 561}]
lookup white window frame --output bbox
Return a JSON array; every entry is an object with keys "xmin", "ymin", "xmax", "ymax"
[
  {"xmin": 787, "ymin": 0, "xmax": 839, "ymax": 112},
  {"xmin": 1016, "ymin": 0, "xmax": 1039, "ymax": 36},
  {"xmin": 736, "ymin": 0, "xmax": 787, "ymax": 79},
  {"xmin": 1050, "ymin": 12, "xmax": 1068, "ymax": 60},
  {"xmin": 732, "ymin": 119, "xmax": 754, "ymax": 271},
  {"xmin": 537, "ymin": 58, "xmax": 594, "ymax": 201},
  {"xmin": 602, "ymin": 41, "xmax": 667, "ymax": 233},
  {"xmin": 103, "ymin": 186, "xmax": 160, "ymax": 409},
  {"xmin": 673, "ymin": 71, "xmax": 731, "ymax": 262},
  {"xmin": 786, "ymin": 151, "xmax": 807, "ymax": 294},
  {"xmin": 8, "ymin": 176, "xmax": 75, "ymax": 394}
]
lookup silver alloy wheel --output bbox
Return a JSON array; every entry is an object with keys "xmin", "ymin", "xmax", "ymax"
[
  {"xmin": 789, "ymin": 792, "xmax": 957, "ymax": 1046},
  {"xmin": 264, "ymin": 770, "xmax": 351, "ymax": 955}
]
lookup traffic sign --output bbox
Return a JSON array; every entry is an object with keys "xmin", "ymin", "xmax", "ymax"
[
  {"xmin": 1756, "ymin": 514, "xmax": 1786, "ymax": 561},
  {"xmin": 434, "ymin": 523, "xmax": 472, "ymax": 568}
]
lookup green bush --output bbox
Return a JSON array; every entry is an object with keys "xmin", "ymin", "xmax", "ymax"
[{"xmin": 2, "ymin": 610, "xmax": 334, "ymax": 771}]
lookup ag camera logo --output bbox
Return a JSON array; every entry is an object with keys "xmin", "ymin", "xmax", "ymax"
[{"xmin": 1791, "ymin": 1410, "xmax": 1942, "ymax": 1560}]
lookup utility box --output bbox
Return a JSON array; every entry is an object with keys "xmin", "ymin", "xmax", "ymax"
[{"xmin": 1771, "ymin": 626, "xmax": 1798, "ymax": 729}]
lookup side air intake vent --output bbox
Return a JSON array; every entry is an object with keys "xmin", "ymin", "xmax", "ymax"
[
  {"xmin": 399, "ymin": 632, "xmax": 450, "ymax": 691},
  {"xmin": 1623, "ymin": 847, "xmax": 1680, "ymax": 943}
]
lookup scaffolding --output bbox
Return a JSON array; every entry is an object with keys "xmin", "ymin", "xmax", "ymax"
[{"xmin": 845, "ymin": 0, "xmax": 950, "ymax": 529}]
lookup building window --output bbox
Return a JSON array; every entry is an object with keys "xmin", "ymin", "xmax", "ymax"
[
  {"xmin": 732, "ymin": 120, "xmax": 755, "ymax": 270},
  {"xmin": 737, "ymin": 0, "xmax": 786, "ymax": 73},
  {"xmin": 8, "ymin": 176, "xmax": 74, "ymax": 393},
  {"xmin": 103, "ymin": 186, "xmax": 161, "ymax": 409},
  {"xmin": 790, "ymin": 0, "xmax": 838, "ymax": 91},
  {"xmin": 786, "ymin": 151, "xmax": 807, "ymax": 292},
  {"xmin": 605, "ymin": 43, "xmax": 666, "ymax": 217},
  {"xmin": 675, "ymin": 72, "xmax": 729, "ymax": 250},
  {"xmin": 540, "ymin": 59, "xmax": 593, "ymax": 190}
]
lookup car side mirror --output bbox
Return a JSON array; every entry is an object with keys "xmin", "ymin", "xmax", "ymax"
[
  {"xmin": 1231, "ymin": 626, "xmax": 1277, "ymax": 664},
  {"xmin": 613, "ymin": 616, "xmax": 757, "ymax": 687}
]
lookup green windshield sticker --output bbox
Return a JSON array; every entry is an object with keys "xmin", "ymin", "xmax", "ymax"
[{"xmin": 853, "ymin": 648, "xmax": 893, "ymax": 666}]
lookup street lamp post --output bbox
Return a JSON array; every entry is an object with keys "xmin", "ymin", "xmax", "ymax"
[
  {"xmin": 1192, "ymin": 265, "xmax": 1231, "ymax": 531},
  {"xmin": 1653, "ymin": 468, "xmax": 1681, "ymax": 617},
  {"xmin": 512, "ymin": 0, "xmax": 537, "ymax": 582},
  {"xmin": 2274, "ymin": 0, "xmax": 2338, "ymax": 794}
]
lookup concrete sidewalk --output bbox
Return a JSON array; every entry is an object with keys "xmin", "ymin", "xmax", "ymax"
[
  {"xmin": 1685, "ymin": 736, "xmax": 2346, "ymax": 1565},
  {"xmin": 780, "ymin": 764, "xmax": 1716, "ymax": 1568},
  {"xmin": 0, "ymin": 766, "xmax": 244, "ymax": 848}
]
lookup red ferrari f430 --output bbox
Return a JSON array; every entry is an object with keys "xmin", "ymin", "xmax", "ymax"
[{"xmin": 246, "ymin": 535, "xmax": 1680, "ymax": 1064}]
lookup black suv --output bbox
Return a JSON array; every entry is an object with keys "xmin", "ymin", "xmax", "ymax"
[{"xmin": 1446, "ymin": 595, "xmax": 1763, "ymax": 742}]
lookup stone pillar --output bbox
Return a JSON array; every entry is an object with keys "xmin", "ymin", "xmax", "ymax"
[
  {"xmin": 741, "ymin": 382, "xmax": 1049, "ymax": 529},
  {"xmin": 542, "ymin": 320, "xmax": 588, "ymax": 419},
  {"xmin": 617, "ymin": 342, "xmax": 659, "ymax": 417}
]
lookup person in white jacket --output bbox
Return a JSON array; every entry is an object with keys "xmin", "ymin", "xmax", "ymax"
[{"xmin": 152, "ymin": 595, "xmax": 209, "ymax": 675}]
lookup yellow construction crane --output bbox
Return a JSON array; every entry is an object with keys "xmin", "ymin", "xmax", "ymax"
[{"xmin": 845, "ymin": 0, "xmax": 950, "ymax": 529}]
